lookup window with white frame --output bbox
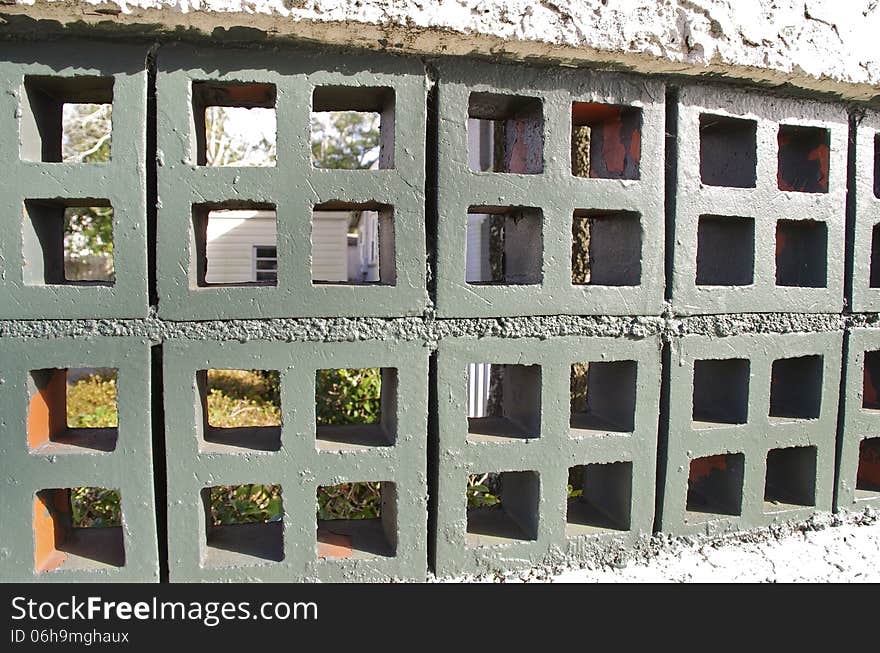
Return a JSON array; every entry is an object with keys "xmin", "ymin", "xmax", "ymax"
[{"xmin": 253, "ymin": 246, "xmax": 277, "ymax": 283}]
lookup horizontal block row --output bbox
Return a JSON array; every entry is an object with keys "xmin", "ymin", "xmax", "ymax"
[
  {"xmin": 1, "ymin": 42, "xmax": 876, "ymax": 320},
  {"xmin": 4, "ymin": 331, "xmax": 880, "ymax": 580}
]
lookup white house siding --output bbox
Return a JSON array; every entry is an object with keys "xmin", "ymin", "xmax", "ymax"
[
  {"xmin": 310, "ymin": 211, "xmax": 349, "ymax": 282},
  {"xmin": 464, "ymin": 122, "xmax": 494, "ymax": 416},
  {"xmin": 205, "ymin": 210, "xmax": 277, "ymax": 284},
  {"xmin": 465, "ymin": 119, "xmax": 493, "ymax": 285},
  {"xmin": 356, "ymin": 211, "xmax": 381, "ymax": 282},
  {"xmin": 466, "ymin": 213, "xmax": 492, "ymax": 283}
]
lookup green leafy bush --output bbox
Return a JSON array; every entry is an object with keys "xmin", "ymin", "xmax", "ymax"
[
  {"xmin": 315, "ymin": 368, "xmax": 381, "ymax": 426},
  {"xmin": 206, "ymin": 369, "xmax": 281, "ymax": 427},
  {"xmin": 208, "ymin": 484, "xmax": 283, "ymax": 526},
  {"xmin": 467, "ymin": 473, "xmax": 501, "ymax": 509},
  {"xmin": 70, "ymin": 487, "xmax": 121, "ymax": 528},
  {"xmin": 317, "ymin": 482, "xmax": 382, "ymax": 521}
]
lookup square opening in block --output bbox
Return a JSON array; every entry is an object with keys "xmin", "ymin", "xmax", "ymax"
[
  {"xmin": 856, "ymin": 438, "xmax": 880, "ymax": 496},
  {"xmin": 315, "ymin": 367, "xmax": 396, "ymax": 450},
  {"xmin": 23, "ymin": 200, "xmax": 114, "ymax": 286},
  {"xmin": 192, "ymin": 81, "xmax": 276, "ymax": 167},
  {"xmin": 191, "ymin": 203, "xmax": 277, "ymax": 287},
  {"xmin": 197, "ymin": 369, "xmax": 281, "ymax": 452},
  {"xmin": 317, "ymin": 482, "xmax": 397, "ymax": 559},
  {"xmin": 763, "ymin": 446, "xmax": 817, "ymax": 512},
  {"xmin": 699, "ymin": 114, "xmax": 757, "ymax": 188},
  {"xmin": 570, "ymin": 102, "xmax": 641, "ymax": 179},
  {"xmin": 769, "ymin": 355, "xmax": 823, "ymax": 421},
  {"xmin": 870, "ymin": 224, "xmax": 880, "ymax": 288},
  {"xmin": 692, "ymin": 358, "xmax": 750, "ymax": 427},
  {"xmin": 312, "ymin": 202, "xmax": 395, "ymax": 285},
  {"xmin": 571, "ymin": 210, "xmax": 642, "ymax": 286},
  {"xmin": 201, "ymin": 484, "xmax": 283, "ymax": 568},
  {"xmin": 466, "ymin": 471, "xmax": 540, "ymax": 547},
  {"xmin": 466, "ymin": 364, "xmax": 541, "ymax": 443},
  {"xmin": 777, "ymin": 125, "xmax": 830, "ymax": 193},
  {"xmin": 465, "ymin": 206, "xmax": 543, "ymax": 285},
  {"xmin": 570, "ymin": 361, "xmax": 637, "ymax": 435},
  {"xmin": 27, "ymin": 368, "xmax": 118, "ymax": 453},
  {"xmin": 311, "ymin": 86, "xmax": 392, "ymax": 169},
  {"xmin": 566, "ymin": 462, "xmax": 632, "ymax": 536},
  {"xmin": 686, "ymin": 453, "xmax": 745, "ymax": 519},
  {"xmin": 34, "ymin": 487, "xmax": 124, "ymax": 573},
  {"xmin": 468, "ymin": 92, "xmax": 543, "ymax": 174},
  {"xmin": 21, "ymin": 76, "xmax": 113, "ymax": 163},
  {"xmin": 695, "ymin": 215, "xmax": 755, "ymax": 286},
  {"xmin": 775, "ymin": 220, "xmax": 828, "ymax": 288},
  {"xmin": 862, "ymin": 350, "xmax": 880, "ymax": 409}
]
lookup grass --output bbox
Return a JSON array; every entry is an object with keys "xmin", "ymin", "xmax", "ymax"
[
  {"xmin": 67, "ymin": 372, "xmax": 118, "ymax": 428},
  {"xmin": 205, "ymin": 369, "xmax": 281, "ymax": 428}
]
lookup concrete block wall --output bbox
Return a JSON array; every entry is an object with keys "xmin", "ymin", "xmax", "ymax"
[{"xmin": 0, "ymin": 32, "xmax": 878, "ymax": 582}]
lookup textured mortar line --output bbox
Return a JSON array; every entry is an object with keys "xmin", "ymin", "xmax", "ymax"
[{"xmin": 0, "ymin": 310, "xmax": 877, "ymax": 343}]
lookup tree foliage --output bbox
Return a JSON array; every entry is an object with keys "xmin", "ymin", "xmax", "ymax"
[
  {"xmin": 61, "ymin": 104, "xmax": 114, "ymax": 259},
  {"xmin": 62, "ymin": 103, "xmax": 112, "ymax": 164},
  {"xmin": 204, "ymin": 106, "xmax": 277, "ymax": 167},
  {"xmin": 310, "ymin": 111, "xmax": 380, "ymax": 169}
]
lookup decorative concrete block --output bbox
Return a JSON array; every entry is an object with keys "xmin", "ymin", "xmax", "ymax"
[
  {"xmin": 433, "ymin": 335, "xmax": 661, "ymax": 578},
  {"xmin": 838, "ymin": 328, "xmax": 880, "ymax": 511},
  {"xmin": 851, "ymin": 111, "xmax": 880, "ymax": 312},
  {"xmin": 0, "ymin": 42, "xmax": 149, "ymax": 319},
  {"xmin": 163, "ymin": 339, "xmax": 428, "ymax": 581},
  {"xmin": 434, "ymin": 60, "xmax": 665, "ymax": 317},
  {"xmin": 0, "ymin": 336, "xmax": 158, "ymax": 582},
  {"xmin": 671, "ymin": 84, "xmax": 847, "ymax": 314},
  {"xmin": 155, "ymin": 44, "xmax": 427, "ymax": 320},
  {"xmin": 658, "ymin": 331, "xmax": 841, "ymax": 536}
]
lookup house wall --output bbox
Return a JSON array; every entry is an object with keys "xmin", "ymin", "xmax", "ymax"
[
  {"xmin": 204, "ymin": 210, "xmax": 349, "ymax": 284},
  {"xmin": 310, "ymin": 212, "xmax": 349, "ymax": 283},
  {"xmin": 204, "ymin": 211, "xmax": 276, "ymax": 284}
]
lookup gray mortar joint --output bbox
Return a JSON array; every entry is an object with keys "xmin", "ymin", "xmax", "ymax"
[{"xmin": 0, "ymin": 309, "xmax": 870, "ymax": 345}]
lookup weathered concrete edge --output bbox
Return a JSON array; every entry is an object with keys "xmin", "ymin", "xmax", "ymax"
[
  {"xmin": 437, "ymin": 505, "xmax": 879, "ymax": 582},
  {"xmin": 0, "ymin": 6, "xmax": 879, "ymax": 104},
  {"xmin": 0, "ymin": 310, "xmax": 876, "ymax": 343}
]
